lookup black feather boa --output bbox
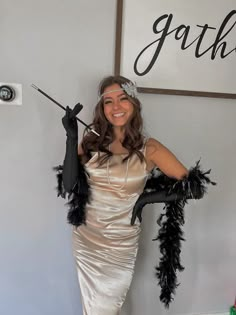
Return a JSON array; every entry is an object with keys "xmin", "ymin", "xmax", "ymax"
[
  {"xmin": 145, "ymin": 160, "xmax": 216, "ymax": 307},
  {"xmin": 53, "ymin": 158, "xmax": 90, "ymax": 226}
]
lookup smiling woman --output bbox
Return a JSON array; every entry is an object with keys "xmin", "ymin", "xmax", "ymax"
[
  {"xmin": 81, "ymin": 76, "xmax": 145, "ymax": 162},
  {"xmin": 55, "ymin": 75, "xmax": 214, "ymax": 314}
]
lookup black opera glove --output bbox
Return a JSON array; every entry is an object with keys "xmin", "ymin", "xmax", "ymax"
[
  {"xmin": 62, "ymin": 103, "xmax": 83, "ymax": 193},
  {"xmin": 54, "ymin": 103, "xmax": 89, "ymax": 227},
  {"xmin": 131, "ymin": 161, "xmax": 216, "ymax": 225}
]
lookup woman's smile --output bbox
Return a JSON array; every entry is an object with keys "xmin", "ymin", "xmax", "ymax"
[{"xmin": 112, "ymin": 112, "xmax": 125, "ymax": 117}]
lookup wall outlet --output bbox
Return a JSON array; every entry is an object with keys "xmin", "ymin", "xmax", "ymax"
[{"xmin": 0, "ymin": 82, "xmax": 22, "ymax": 105}]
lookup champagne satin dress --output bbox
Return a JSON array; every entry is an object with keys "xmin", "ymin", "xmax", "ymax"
[{"xmin": 72, "ymin": 148, "xmax": 148, "ymax": 315}]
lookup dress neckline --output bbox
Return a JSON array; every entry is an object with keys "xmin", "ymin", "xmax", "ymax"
[{"xmin": 108, "ymin": 144, "xmax": 129, "ymax": 156}]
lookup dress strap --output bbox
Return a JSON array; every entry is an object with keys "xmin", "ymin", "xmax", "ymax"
[{"xmin": 141, "ymin": 137, "xmax": 149, "ymax": 157}]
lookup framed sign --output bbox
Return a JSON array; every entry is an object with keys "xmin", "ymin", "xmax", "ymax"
[{"xmin": 115, "ymin": 0, "xmax": 236, "ymax": 99}]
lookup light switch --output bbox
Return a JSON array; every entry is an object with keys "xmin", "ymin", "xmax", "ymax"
[{"xmin": 0, "ymin": 83, "xmax": 22, "ymax": 105}]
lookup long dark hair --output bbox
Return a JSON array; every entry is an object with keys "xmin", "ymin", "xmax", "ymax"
[{"xmin": 81, "ymin": 75, "xmax": 145, "ymax": 164}]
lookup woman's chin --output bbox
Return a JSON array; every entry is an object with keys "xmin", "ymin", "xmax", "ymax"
[{"xmin": 112, "ymin": 121, "xmax": 128, "ymax": 128}]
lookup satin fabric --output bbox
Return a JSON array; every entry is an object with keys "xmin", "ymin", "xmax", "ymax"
[{"xmin": 72, "ymin": 149, "xmax": 148, "ymax": 315}]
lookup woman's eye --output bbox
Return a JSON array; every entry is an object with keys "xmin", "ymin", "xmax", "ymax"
[
  {"xmin": 104, "ymin": 100, "xmax": 112, "ymax": 105},
  {"xmin": 120, "ymin": 96, "xmax": 128, "ymax": 101}
]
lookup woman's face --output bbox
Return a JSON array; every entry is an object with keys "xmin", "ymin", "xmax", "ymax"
[{"xmin": 102, "ymin": 83, "xmax": 134, "ymax": 128}]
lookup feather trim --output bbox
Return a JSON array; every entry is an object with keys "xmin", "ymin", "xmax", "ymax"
[
  {"xmin": 53, "ymin": 158, "xmax": 90, "ymax": 226},
  {"xmin": 144, "ymin": 160, "xmax": 216, "ymax": 197},
  {"xmin": 147, "ymin": 160, "xmax": 216, "ymax": 308},
  {"xmin": 53, "ymin": 165, "xmax": 66, "ymax": 198}
]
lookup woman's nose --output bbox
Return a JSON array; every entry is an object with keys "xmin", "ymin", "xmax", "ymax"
[{"xmin": 113, "ymin": 99, "xmax": 121, "ymax": 109}]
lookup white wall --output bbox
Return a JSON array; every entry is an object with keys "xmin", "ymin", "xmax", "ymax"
[{"xmin": 0, "ymin": 1, "xmax": 235, "ymax": 315}]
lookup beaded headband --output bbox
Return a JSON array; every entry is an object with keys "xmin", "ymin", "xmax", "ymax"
[{"xmin": 99, "ymin": 81, "xmax": 138, "ymax": 100}]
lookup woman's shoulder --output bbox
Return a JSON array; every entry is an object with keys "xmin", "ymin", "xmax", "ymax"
[{"xmin": 144, "ymin": 138, "xmax": 164, "ymax": 171}]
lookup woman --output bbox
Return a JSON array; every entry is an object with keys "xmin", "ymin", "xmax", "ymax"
[{"xmin": 57, "ymin": 75, "xmax": 212, "ymax": 314}]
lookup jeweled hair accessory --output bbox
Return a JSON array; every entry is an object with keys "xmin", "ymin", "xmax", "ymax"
[
  {"xmin": 121, "ymin": 82, "xmax": 138, "ymax": 98},
  {"xmin": 99, "ymin": 81, "xmax": 138, "ymax": 100}
]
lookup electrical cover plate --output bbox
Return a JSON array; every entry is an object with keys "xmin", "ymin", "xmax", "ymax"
[{"xmin": 0, "ymin": 82, "xmax": 22, "ymax": 105}]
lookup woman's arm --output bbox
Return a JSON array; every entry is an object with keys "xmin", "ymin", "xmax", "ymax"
[
  {"xmin": 146, "ymin": 138, "xmax": 188, "ymax": 179},
  {"xmin": 132, "ymin": 138, "xmax": 215, "ymax": 225},
  {"xmin": 61, "ymin": 104, "xmax": 83, "ymax": 192}
]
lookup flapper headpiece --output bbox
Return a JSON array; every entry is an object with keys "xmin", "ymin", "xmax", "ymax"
[{"xmin": 99, "ymin": 81, "xmax": 138, "ymax": 100}]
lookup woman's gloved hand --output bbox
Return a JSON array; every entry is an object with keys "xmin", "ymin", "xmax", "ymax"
[{"xmin": 62, "ymin": 103, "xmax": 83, "ymax": 139}]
